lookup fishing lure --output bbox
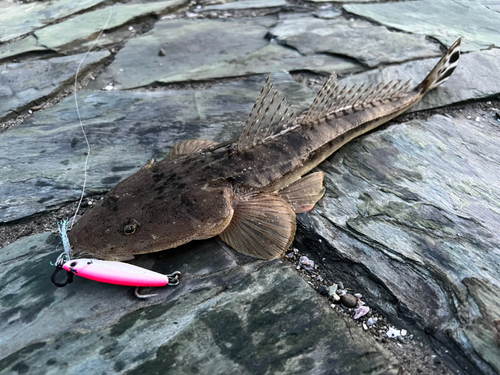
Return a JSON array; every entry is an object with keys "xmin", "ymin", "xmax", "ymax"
[
  {"xmin": 53, "ymin": 259, "xmax": 181, "ymax": 298},
  {"xmin": 52, "ymin": 220, "xmax": 180, "ymax": 298}
]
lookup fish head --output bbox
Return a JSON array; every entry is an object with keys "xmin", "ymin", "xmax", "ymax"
[{"xmin": 68, "ymin": 159, "xmax": 234, "ymax": 260}]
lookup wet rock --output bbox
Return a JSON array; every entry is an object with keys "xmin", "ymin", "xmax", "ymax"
[
  {"xmin": 344, "ymin": 0, "xmax": 500, "ymax": 52},
  {"xmin": 0, "ymin": 233, "xmax": 401, "ymax": 375},
  {"xmin": 0, "ymin": 0, "xmax": 105, "ymax": 43},
  {"xmin": 0, "ymin": 51, "xmax": 110, "ymax": 121},
  {"xmin": 269, "ymin": 17, "xmax": 441, "ymax": 67},
  {"xmin": 341, "ymin": 294, "xmax": 357, "ymax": 308},
  {"xmin": 0, "ymin": 73, "xmax": 314, "ymax": 223},
  {"xmin": 296, "ymin": 110, "xmax": 500, "ymax": 374},
  {"xmin": 338, "ymin": 49, "xmax": 500, "ymax": 113},
  {"xmin": 90, "ymin": 18, "xmax": 359, "ymax": 89},
  {"xmin": 199, "ymin": 0, "xmax": 286, "ymax": 11}
]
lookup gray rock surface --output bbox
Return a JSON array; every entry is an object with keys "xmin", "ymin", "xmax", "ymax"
[
  {"xmin": 0, "ymin": 233, "xmax": 400, "ymax": 375},
  {"xmin": 0, "ymin": 36, "xmax": 46, "ymax": 63},
  {"xmin": 199, "ymin": 0, "xmax": 286, "ymax": 11},
  {"xmin": 0, "ymin": 51, "xmax": 110, "ymax": 121},
  {"xmin": 270, "ymin": 16, "xmax": 441, "ymax": 67},
  {"xmin": 0, "ymin": 1, "xmax": 188, "ymax": 59},
  {"xmin": 296, "ymin": 110, "xmax": 500, "ymax": 374},
  {"xmin": 479, "ymin": 0, "xmax": 500, "ymax": 12},
  {"xmin": 36, "ymin": 1, "xmax": 187, "ymax": 53},
  {"xmin": 338, "ymin": 49, "xmax": 500, "ymax": 112},
  {"xmin": 344, "ymin": 0, "xmax": 500, "ymax": 52},
  {"xmin": 90, "ymin": 18, "xmax": 359, "ymax": 89},
  {"xmin": 0, "ymin": 0, "xmax": 105, "ymax": 43},
  {"xmin": 0, "ymin": 73, "xmax": 314, "ymax": 223}
]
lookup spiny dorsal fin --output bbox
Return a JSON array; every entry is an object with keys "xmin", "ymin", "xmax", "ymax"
[
  {"xmin": 237, "ymin": 76, "xmax": 295, "ymax": 153},
  {"xmin": 167, "ymin": 139, "xmax": 219, "ymax": 160},
  {"xmin": 301, "ymin": 72, "xmax": 412, "ymax": 127}
]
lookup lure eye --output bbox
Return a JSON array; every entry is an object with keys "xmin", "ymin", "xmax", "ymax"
[
  {"xmin": 70, "ymin": 262, "xmax": 77, "ymax": 267},
  {"xmin": 124, "ymin": 224, "xmax": 136, "ymax": 235}
]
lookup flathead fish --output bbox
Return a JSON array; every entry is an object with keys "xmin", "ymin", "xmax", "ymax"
[{"xmin": 68, "ymin": 39, "xmax": 462, "ymax": 261}]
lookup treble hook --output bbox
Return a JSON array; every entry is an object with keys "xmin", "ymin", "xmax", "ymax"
[{"xmin": 134, "ymin": 271, "xmax": 182, "ymax": 299}]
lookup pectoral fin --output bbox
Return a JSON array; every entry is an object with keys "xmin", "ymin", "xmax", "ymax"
[
  {"xmin": 219, "ymin": 192, "xmax": 296, "ymax": 260},
  {"xmin": 167, "ymin": 139, "xmax": 218, "ymax": 160},
  {"xmin": 279, "ymin": 172, "xmax": 325, "ymax": 213}
]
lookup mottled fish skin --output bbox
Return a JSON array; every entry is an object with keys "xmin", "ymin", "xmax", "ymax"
[{"xmin": 69, "ymin": 39, "xmax": 462, "ymax": 261}]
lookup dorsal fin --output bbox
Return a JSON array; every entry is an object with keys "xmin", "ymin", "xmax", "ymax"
[
  {"xmin": 301, "ymin": 72, "xmax": 412, "ymax": 127},
  {"xmin": 237, "ymin": 76, "xmax": 295, "ymax": 153}
]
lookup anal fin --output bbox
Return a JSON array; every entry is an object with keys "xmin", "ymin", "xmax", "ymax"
[
  {"xmin": 167, "ymin": 139, "xmax": 218, "ymax": 160},
  {"xmin": 279, "ymin": 172, "xmax": 325, "ymax": 213},
  {"xmin": 219, "ymin": 192, "xmax": 296, "ymax": 260}
]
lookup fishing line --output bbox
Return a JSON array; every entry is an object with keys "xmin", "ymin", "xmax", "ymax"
[
  {"xmin": 70, "ymin": 6, "xmax": 114, "ymax": 229},
  {"xmin": 55, "ymin": 7, "xmax": 114, "ymax": 266}
]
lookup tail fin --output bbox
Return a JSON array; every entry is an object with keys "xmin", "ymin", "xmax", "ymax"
[{"xmin": 417, "ymin": 38, "xmax": 462, "ymax": 94}]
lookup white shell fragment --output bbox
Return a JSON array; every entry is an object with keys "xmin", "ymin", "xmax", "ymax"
[{"xmin": 386, "ymin": 327, "xmax": 401, "ymax": 338}]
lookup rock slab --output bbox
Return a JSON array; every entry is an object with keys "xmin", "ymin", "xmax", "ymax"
[
  {"xmin": 0, "ymin": 0, "xmax": 105, "ymax": 43},
  {"xmin": 90, "ymin": 18, "xmax": 359, "ymax": 89},
  {"xmin": 0, "ymin": 233, "xmax": 400, "ymax": 375},
  {"xmin": 0, "ymin": 51, "xmax": 110, "ymax": 121},
  {"xmin": 344, "ymin": 0, "xmax": 500, "ymax": 52},
  {"xmin": 270, "ymin": 16, "xmax": 441, "ymax": 67},
  {"xmin": 297, "ymin": 110, "xmax": 500, "ymax": 374}
]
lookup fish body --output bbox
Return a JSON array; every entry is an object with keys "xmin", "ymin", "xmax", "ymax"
[{"xmin": 69, "ymin": 39, "xmax": 462, "ymax": 261}]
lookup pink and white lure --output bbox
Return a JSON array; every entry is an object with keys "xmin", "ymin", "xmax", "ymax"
[{"xmin": 61, "ymin": 258, "xmax": 181, "ymax": 298}]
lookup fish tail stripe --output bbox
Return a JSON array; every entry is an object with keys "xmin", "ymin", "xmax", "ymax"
[{"xmin": 417, "ymin": 38, "xmax": 461, "ymax": 93}]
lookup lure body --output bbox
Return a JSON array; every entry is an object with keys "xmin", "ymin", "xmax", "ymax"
[{"xmin": 63, "ymin": 258, "xmax": 169, "ymax": 287}]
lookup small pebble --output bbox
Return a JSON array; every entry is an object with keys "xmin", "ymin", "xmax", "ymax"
[
  {"xmin": 363, "ymin": 323, "xmax": 368, "ymax": 331},
  {"xmin": 128, "ymin": 26, "xmax": 134, "ymax": 31},
  {"xmin": 328, "ymin": 284, "xmax": 338, "ymax": 297},
  {"xmin": 287, "ymin": 252, "xmax": 294, "ymax": 258},
  {"xmin": 367, "ymin": 317, "xmax": 378, "ymax": 326},
  {"xmin": 354, "ymin": 293, "xmax": 362, "ymax": 298},
  {"xmin": 331, "ymin": 294, "xmax": 340, "ymax": 303},
  {"xmin": 317, "ymin": 285, "xmax": 328, "ymax": 295},
  {"xmin": 159, "ymin": 48, "xmax": 166, "ymax": 56},
  {"xmin": 299, "ymin": 256, "xmax": 314, "ymax": 271},
  {"xmin": 340, "ymin": 293, "xmax": 357, "ymax": 308},
  {"xmin": 401, "ymin": 329, "xmax": 407, "ymax": 336},
  {"xmin": 397, "ymin": 336, "xmax": 405, "ymax": 344},
  {"xmin": 338, "ymin": 281, "xmax": 344, "ymax": 289}
]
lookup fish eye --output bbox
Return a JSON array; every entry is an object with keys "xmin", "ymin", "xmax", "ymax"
[
  {"xmin": 124, "ymin": 224, "xmax": 137, "ymax": 235},
  {"xmin": 70, "ymin": 261, "xmax": 77, "ymax": 267},
  {"xmin": 123, "ymin": 219, "xmax": 140, "ymax": 235}
]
